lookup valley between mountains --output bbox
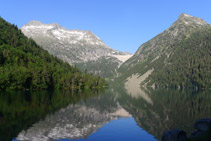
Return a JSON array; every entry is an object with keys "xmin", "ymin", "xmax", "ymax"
[
  {"xmin": 22, "ymin": 13, "xmax": 211, "ymax": 89},
  {"xmin": 1, "ymin": 1, "xmax": 211, "ymax": 141},
  {"xmin": 0, "ymin": 13, "xmax": 211, "ymax": 90}
]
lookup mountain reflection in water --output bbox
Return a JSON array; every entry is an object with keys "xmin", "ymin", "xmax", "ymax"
[
  {"xmin": 17, "ymin": 97, "xmax": 130, "ymax": 140},
  {"xmin": 0, "ymin": 87, "xmax": 210, "ymax": 141}
]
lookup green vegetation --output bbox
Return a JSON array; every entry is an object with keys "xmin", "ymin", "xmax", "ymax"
[
  {"xmin": 148, "ymin": 27, "xmax": 211, "ymax": 89},
  {"xmin": 0, "ymin": 17, "xmax": 107, "ymax": 90},
  {"xmin": 118, "ymin": 25, "xmax": 211, "ymax": 89},
  {"xmin": 76, "ymin": 56, "xmax": 120, "ymax": 79}
]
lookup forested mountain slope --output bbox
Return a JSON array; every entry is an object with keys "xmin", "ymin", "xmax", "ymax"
[
  {"xmin": 118, "ymin": 13, "xmax": 211, "ymax": 89},
  {"xmin": 0, "ymin": 17, "xmax": 106, "ymax": 90}
]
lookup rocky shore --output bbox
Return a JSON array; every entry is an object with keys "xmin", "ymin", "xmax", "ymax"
[{"xmin": 162, "ymin": 119, "xmax": 211, "ymax": 141}]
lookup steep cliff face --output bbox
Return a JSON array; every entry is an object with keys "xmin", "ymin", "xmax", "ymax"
[
  {"xmin": 118, "ymin": 13, "xmax": 211, "ymax": 88},
  {"xmin": 21, "ymin": 21, "xmax": 132, "ymax": 78}
]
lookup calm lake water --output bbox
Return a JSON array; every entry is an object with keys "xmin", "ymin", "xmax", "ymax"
[{"xmin": 0, "ymin": 87, "xmax": 211, "ymax": 141}]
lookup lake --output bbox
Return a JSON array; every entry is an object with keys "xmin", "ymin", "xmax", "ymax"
[{"xmin": 0, "ymin": 87, "xmax": 210, "ymax": 141}]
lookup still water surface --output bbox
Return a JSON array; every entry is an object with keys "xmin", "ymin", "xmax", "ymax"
[{"xmin": 0, "ymin": 87, "xmax": 210, "ymax": 141}]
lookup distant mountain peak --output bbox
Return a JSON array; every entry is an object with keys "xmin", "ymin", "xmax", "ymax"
[
  {"xmin": 179, "ymin": 13, "xmax": 193, "ymax": 19},
  {"xmin": 86, "ymin": 30, "xmax": 94, "ymax": 35},
  {"xmin": 21, "ymin": 20, "xmax": 132, "ymax": 78},
  {"xmin": 24, "ymin": 21, "xmax": 62, "ymax": 30},
  {"xmin": 51, "ymin": 22, "xmax": 62, "ymax": 29},
  {"xmin": 119, "ymin": 13, "xmax": 211, "ymax": 89},
  {"xmin": 26, "ymin": 20, "xmax": 43, "ymax": 26},
  {"xmin": 175, "ymin": 13, "xmax": 208, "ymax": 26},
  {"xmin": 84, "ymin": 30, "xmax": 101, "ymax": 40}
]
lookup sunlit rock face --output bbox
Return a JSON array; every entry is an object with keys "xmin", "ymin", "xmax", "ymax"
[{"xmin": 21, "ymin": 21, "xmax": 132, "ymax": 78}]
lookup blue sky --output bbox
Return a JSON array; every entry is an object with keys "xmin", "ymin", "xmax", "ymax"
[{"xmin": 1, "ymin": 0, "xmax": 211, "ymax": 53}]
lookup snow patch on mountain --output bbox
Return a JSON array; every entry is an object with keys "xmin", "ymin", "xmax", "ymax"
[
  {"xmin": 21, "ymin": 21, "xmax": 132, "ymax": 64},
  {"xmin": 113, "ymin": 54, "xmax": 133, "ymax": 63},
  {"xmin": 21, "ymin": 21, "xmax": 132, "ymax": 77}
]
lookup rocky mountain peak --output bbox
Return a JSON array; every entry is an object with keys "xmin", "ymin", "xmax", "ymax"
[
  {"xmin": 20, "ymin": 20, "xmax": 132, "ymax": 78},
  {"xmin": 119, "ymin": 13, "xmax": 211, "ymax": 89},
  {"xmin": 178, "ymin": 13, "xmax": 193, "ymax": 19},
  {"xmin": 23, "ymin": 21, "xmax": 63, "ymax": 30},
  {"xmin": 86, "ymin": 30, "xmax": 92, "ymax": 34},
  {"xmin": 25, "ymin": 20, "xmax": 43, "ymax": 26},
  {"xmin": 51, "ymin": 22, "xmax": 62, "ymax": 29},
  {"xmin": 84, "ymin": 30, "xmax": 100, "ymax": 40},
  {"xmin": 174, "ymin": 13, "xmax": 208, "ymax": 27}
]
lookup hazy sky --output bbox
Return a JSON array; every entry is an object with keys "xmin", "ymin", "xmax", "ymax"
[{"xmin": 1, "ymin": 0, "xmax": 211, "ymax": 53}]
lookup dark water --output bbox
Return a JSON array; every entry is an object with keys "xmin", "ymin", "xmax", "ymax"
[{"xmin": 0, "ymin": 87, "xmax": 211, "ymax": 141}]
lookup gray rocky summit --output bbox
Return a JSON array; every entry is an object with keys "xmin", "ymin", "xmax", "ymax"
[{"xmin": 21, "ymin": 21, "xmax": 132, "ymax": 78}]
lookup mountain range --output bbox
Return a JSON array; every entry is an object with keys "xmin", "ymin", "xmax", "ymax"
[
  {"xmin": 2, "ymin": 13, "xmax": 210, "ymax": 89},
  {"xmin": 21, "ymin": 22, "xmax": 132, "ymax": 78},
  {"xmin": 118, "ymin": 13, "xmax": 211, "ymax": 89}
]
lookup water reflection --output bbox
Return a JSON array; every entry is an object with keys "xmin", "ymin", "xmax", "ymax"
[
  {"xmin": 117, "ymin": 87, "xmax": 211, "ymax": 140},
  {"xmin": 0, "ymin": 89, "xmax": 107, "ymax": 141},
  {"xmin": 0, "ymin": 87, "xmax": 210, "ymax": 141},
  {"xmin": 16, "ymin": 91, "xmax": 130, "ymax": 140}
]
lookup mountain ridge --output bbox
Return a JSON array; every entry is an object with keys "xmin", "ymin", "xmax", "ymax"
[
  {"xmin": 118, "ymin": 13, "xmax": 211, "ymax": 89},
  {"xmin": 21, "ymin": 21, "xmax": 131, "ymax": 63},
  {"xmin": 21, "ymin": 21, "xmax": 132, "ymax": 78},
  {"xmin": 134, "ymin": 13, "xmax": 209, "ymax": 56}
]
